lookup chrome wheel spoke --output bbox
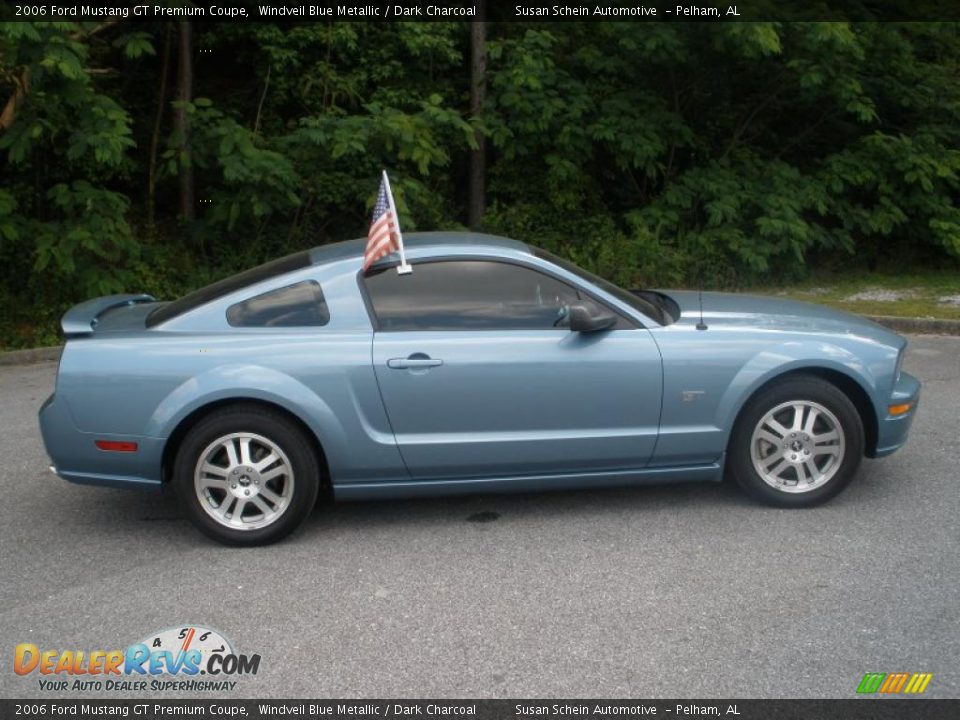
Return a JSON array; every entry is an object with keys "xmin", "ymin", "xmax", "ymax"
[
  {"xmin": 260, "ymin": 465, "xmax": 286, "ymax": 482},
  {"xmin": 768, "ymin": 458, "xmax": 792, "ymax": 481},
  {"xmin": 791, "ymin": 404, "xmax": 805, "ymax": 431},
  {"xmin": 795, "ymin": 462, "xmax": 806, "ymax": 486},
  {"xmin": 757, "ymin": 429, "xmax": 782, "ymax": 446},
  {"xmin": 250, "ymin": 496, "xmax": 272, "ymax": 515},
  {"xmin": 254, "ymin": 452, "xmax": 280, "ymax": 472},
  {"xmin": 762, "ymin": 451, "xmax": 784, "ymax": 470},
  {"xmin": 233, "ymin": 499, "xmax": 248, "ymax": 520},
  {"xmin": 201, "ymin": 463, "xmax": 229, "ymax": 479},
  {"xmin": 766, "ymin": 418, "xmax": 790, "ymax": 438},
  {"xmin": 223, "ymin": 439, "xmax": 240, "ymax": 468},
  {"xmin": 259, "ymin": 485, "xmax": 283, "ymax": 505},
  {"xmin": 239, "ymin": 437, "xmax": 253, "ymax": 466}
]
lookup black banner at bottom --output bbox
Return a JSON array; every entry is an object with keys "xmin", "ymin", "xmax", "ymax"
[{"xmin": 1, "ymin": 699, "xmax": 958, "ymax": 720}]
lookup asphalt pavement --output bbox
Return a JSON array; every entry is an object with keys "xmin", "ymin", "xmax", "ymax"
[{"xmin": 0, "ymin": 335, "xmax": 957, "ymax": 699}]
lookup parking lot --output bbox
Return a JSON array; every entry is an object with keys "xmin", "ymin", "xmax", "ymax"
[{"xmin": 1, "ymin": 334, "xmax": 957, "ymax": 699}]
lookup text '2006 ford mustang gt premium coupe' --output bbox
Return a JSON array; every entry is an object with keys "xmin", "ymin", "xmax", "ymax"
[{"xmin": 39, "ymin": 233, "xmax": 920, "ymax": 545}]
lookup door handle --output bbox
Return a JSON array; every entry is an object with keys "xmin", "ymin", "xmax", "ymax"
[{"xmin": 387, "ymin": 354, "xmax": 444, "ymax": 370}]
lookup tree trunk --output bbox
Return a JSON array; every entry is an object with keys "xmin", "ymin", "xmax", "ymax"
[
  {"xmin": 147, "ymin": 24, "xmax": 172, "ymax": 230},
  {"xmin": 1, "ymin": 21, "xmax": 121, "ymax": 135},
  {"xmin": 0, "ymin": 69, "xmax": 30, "ymax": 133},
  {"xmin": 175, "ymin": 21, "xmax": 195, "ymax": 221},
  {"xmin": 467, "ymin": 3, "xmax": 487, "ymax": 230}
]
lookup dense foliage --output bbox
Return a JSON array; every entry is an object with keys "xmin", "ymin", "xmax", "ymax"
[{"xmin": 1, "ymin": 20, "xmax": 959, "ymax": 347}]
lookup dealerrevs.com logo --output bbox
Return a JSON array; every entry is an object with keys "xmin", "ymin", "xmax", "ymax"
[{"xmin": 14, "ymin": 625, "xmax": 260, "ymax": 693}]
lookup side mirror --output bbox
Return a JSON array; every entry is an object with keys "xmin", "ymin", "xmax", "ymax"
[{"xmin": 568, "ymin": 302, "xmax": 617, "ymax": 333}]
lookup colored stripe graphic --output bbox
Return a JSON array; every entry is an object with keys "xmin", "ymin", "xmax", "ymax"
[
  {"xmin": 857, "ymin": 673, "xmax": 886, "ymax": 693},
  {"xmin": 904, "ymin": 673, "xmax": 933, "ymax": 694},
  {"xmin": 880, "ymin": 672, "xmax": 909, "ymax": 693},
  {"xmin": 857, "ymin": 672, "xmax": 932, "ymax": 694}
]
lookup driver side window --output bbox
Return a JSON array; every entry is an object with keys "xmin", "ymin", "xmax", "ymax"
[{"xmin": 364, "ymin": 260, "xmax": 586, "ymax": 331}]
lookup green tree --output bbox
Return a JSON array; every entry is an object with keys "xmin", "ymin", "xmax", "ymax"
[{"xmin": 1, "ymin": 19, "xmax": 959, "ymax": 349}]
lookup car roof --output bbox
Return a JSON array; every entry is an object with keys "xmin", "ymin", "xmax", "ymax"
[{"xmin": 308, "ymin": 231, "xmax": 530, "ymax": 266}]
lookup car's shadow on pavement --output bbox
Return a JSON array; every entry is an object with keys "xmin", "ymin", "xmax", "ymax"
[
  {"xmin": 59, "ymin": 456, "xmax": 901, "ymax": 548},
  {"xmin": 91, "ymin": 476, "xmax": 757, "ymax": 545},
  {"xmin": 315, "ymin": 479, "xmax": 750, "ymax": 527}
]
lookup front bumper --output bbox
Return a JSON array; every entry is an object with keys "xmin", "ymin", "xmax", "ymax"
[
  {"xmin": 871, "ymin": 370, "xmax": 921, "ymax": 458},
  {"xmin": 39, "ymin": 393, "xmax": 164, "ymax": 490}
]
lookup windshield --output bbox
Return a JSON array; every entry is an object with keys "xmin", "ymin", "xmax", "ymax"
[
  {"xmin": 146, "ymin": 251, "xmax": 312, "ymax": 327},
  {"xmin": 532, "ymin": 247, "xmax": 665, "ymax": 325}
]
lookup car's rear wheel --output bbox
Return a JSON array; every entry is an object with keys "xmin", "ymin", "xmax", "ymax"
[
  {"xmin": 729, "ymin": 375, "xmax": 864, "ymax": 507},
  {"xmin": 173, "ymin": 405, "xmax": 320, "ymax": 545}
]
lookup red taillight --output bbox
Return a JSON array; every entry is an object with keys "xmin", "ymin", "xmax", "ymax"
[{"xmin": 95, "ymin": 440, "xmax": 138, "ymax": 452}]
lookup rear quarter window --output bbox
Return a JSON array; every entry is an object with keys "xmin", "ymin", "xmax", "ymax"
[
  {"xmin": 147, "ymin": 251, "xmax": 312, "ymax": 327},
  {"xmin": 226, "ymin": 281, "xmax": 330, "ymax": 328}
]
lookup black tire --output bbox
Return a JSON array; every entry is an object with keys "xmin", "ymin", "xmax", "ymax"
[
  {"xmin": 173, "ymin": 404, "xmax": 320, "ymax": 546},
  {"xmin": 728, "ymin": 375, "xmax": 864, "ymax": 507}
]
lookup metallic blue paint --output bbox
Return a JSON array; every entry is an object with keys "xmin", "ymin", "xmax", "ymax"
[
  {"xmin": 60, "ymin": 293, "xmax": 155, "ymax": 336},
  {"xmin": 39, "ymin": 232, "xmax": 920, "ymax": 497}
]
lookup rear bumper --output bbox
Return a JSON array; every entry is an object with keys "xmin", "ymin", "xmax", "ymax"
[
  {"xmin": 871, "ymin": 370, "xmax": 921, "ymax": 458},
  {"xmin": 39, "ymin": 393, "xmax": 164, "ymax": 490}
]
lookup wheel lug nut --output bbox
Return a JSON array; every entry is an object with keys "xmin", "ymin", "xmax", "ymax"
[
  {"xmin": 231, "ymin": 483, "xmax": 237, "ymax": 489},
  {"xmin": 244, "ymin": 489, "xmax": 250, "ymax": 496}
]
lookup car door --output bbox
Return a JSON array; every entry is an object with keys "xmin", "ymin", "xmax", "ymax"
[{"xmin": 364, "ymin": 259, "xmax": 663, "ymax": 481}]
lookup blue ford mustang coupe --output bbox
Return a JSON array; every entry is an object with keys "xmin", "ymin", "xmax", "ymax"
[{"xmin": 40, "ymin": 233, "xmax": 920, "ymax": 545}]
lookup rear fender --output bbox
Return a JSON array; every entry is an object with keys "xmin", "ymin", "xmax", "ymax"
[{"xmin": 147, "ymin": 364, "xmax": 349, "ymax": 470}]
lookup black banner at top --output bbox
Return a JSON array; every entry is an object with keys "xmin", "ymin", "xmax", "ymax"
[
  {"xmin": 1, "ymin": 700, "xmax": 960, "ymax": 720},
  {"xmin": 3, "ymin": 0, "xmax": 960, "ymax": 22}
]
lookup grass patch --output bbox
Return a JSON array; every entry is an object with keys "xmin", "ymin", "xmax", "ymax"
[{"xmin": 750, "ymin": 270, "xmax": 960, "ymax": 320}]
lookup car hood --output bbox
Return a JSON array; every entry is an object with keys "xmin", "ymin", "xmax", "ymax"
[{"xmin": 660, "ymin": 290, "xmax": 904, "ymax": 346}]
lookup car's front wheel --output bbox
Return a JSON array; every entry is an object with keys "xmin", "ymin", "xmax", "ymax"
[
  {"xmin": 173, "ymin": 405, "xmax": 320, "ymax": 545},
  {"xmin": 729, "ymin": 375, "xmax": 864, "ymax": 507}
]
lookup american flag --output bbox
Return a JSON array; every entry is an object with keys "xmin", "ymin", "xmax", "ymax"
[{"xmin": 363, "ymin": 175, "xmax": 401, "ymax": 272}]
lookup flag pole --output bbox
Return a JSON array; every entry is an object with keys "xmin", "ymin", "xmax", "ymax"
[{"xmin": 382, "ymin": 170, "xmax": 412, "ymax": 275}]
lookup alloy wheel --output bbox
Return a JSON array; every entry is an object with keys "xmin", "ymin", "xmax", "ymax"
[
  {"xmin": 193, "ymin": 432, "xmax": 295, "ymax": 530},
  {"xmin": 750, "ymin": 400, "xmax": 846, "ymax": 493}
]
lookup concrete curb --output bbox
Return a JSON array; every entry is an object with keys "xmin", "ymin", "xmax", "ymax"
[
  {"xmin": 0, "ymin": 345, "xmax": 62, "ymax": 367},
  {"xmin": 866, "ymin": 315, "xmax": 960, "ymax": 336},
  {"xmin": 0, "ymin": 315, "xmax": 957, "ymax": 367}
]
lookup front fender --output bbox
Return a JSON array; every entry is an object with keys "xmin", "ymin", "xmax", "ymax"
[{"xmin": 714, "ymin": 340, "xmax": 885, "ymax": 445}]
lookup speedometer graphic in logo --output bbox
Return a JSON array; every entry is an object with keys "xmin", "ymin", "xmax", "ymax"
[{"xmin": 137, "ymin": 625, "xmax": 234, "ymax": 667}]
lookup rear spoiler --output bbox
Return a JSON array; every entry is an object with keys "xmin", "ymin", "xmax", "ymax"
[{"xmin": 61, "ymin": 294, "xmax": 155, "ymax": 337}]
